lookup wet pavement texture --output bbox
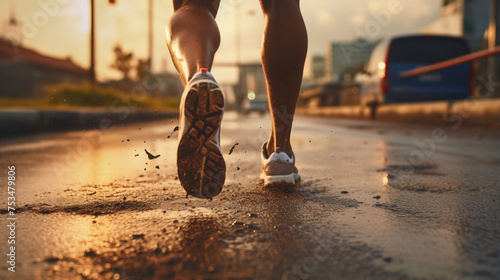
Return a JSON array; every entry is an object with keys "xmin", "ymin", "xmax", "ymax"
[{"xmin": 0, "ymin": 112, "xmax": 499, "ymax": 280}]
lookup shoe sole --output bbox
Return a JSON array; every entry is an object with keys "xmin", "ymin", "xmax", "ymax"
[
  {"xmin": 177, "ymin": 82, "xmax": 225, "ymax": 198},
  {"xmin": 261, "ymin": 173, "xmax": 301, "ymax": 187}
]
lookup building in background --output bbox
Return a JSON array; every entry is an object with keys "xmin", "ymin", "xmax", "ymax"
[
  {"xmin": 422, "ymin": 0, "xmax": 492, "ymax": 51},
  {"xmin": 0, "ymin": 40, "xmax": 87, "ymax": 98},
  {"xmin": 300, "ymin": 39, "xmax": 377, "ymax": 107},
  {"xmin": 234, "ymin": 63, "xmax": 267, "ymax": 109},
  {"xmin": 325, "ymin": 38, "xmax": 379, "ymax": 83},
  {"xmin": 303, "ymin": 55, "xmax": 326, "ymax": 85},
  {"xmin": 423, "ymin": 0, "xmax": 500, "ymax": 97}
]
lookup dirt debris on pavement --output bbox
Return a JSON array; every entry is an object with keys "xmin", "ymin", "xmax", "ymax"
[
  {"xmin": 228, "ymin": 142, "xmax": 239, "ymax": 155},
  {"xmin": 145, "ymin": 149, "xmax": 161, "ymax": 160},
  {"xmin": 167, "ymin": 126, "xmax": 180, "ymax": 138}
]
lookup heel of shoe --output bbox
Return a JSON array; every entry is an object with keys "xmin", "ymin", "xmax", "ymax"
[{"xmin": 263, "ymin": 174, "xmax": 296, "ymax": 187}]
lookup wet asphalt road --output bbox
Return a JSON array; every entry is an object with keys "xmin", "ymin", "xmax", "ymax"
[{"xmin": 0, "ymin": 112, "xmax": 500, "ymax": 280}]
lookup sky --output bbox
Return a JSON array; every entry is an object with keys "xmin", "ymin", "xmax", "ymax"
[{"xmin": 0, "ymin": 0, "xmax": 440, "ymax": 83}]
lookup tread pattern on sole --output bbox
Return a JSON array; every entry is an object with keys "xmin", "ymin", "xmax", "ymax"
[{"xmin": 177, "ymin": 82, "xmax": 225, "ymax": 198}]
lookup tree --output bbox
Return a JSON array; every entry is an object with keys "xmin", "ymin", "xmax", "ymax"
[
  {"xmin": 110, "ymin": 45, "xmax": 134, "ymax": 80},
  {"xmin": 136, "ymin": 58, "xmax": 149, "ymax": 81}
]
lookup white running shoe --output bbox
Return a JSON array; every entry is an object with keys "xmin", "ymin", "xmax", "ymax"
[
  {"xmin": 260, "ymin": 143, "xmax": 301, "ymax": 187},
  {"xmin": 177, "ymin": 68, "xmax": 225, "ymax": 199}
]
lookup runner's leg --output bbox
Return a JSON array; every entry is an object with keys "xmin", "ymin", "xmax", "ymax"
[
  {"xmin": 166, "ymin": 0, "xmax": 221, "ymax": 85},
  {"xmin": 259, "ymin": 0, "xmax": 308, "ymax": 157}
]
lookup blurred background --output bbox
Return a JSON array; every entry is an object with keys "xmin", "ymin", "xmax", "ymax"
[{"xmin": 0, "ymin": 0, "xmax": 498, "ymax": 112}]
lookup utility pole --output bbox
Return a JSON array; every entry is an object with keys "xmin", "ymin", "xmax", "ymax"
[
  {"xmin": 89, "ymin": 0, "xmax": 117, "ymax": 83},
  {"xmin": 89, "ymin": 0, "xmax": 96, "ymax": 83}
]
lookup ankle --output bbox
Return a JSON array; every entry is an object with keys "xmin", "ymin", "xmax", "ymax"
[{"xmin": 266, "ymin": 142, "xmax": 293, "ymax": 158}]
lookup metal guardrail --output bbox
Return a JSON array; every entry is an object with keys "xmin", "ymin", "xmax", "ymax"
[{"xmin": 399, "ymin": 46, "xmax": 500, "ymax": 78}]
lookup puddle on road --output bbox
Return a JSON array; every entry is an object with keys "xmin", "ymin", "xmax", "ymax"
[{"xmin": 0, "ymin": 122, "xmax": 181, "ymax": 207}]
